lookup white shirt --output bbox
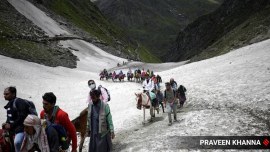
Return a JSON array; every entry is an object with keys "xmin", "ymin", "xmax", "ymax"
[{"xmin": 142, "ymin": 79, "xmax": 154, "ymax": 92}]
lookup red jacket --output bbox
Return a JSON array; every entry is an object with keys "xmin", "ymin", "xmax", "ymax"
[{"xmin": 40, "ymin": 108, "xmax": 77, "ymax": 151}]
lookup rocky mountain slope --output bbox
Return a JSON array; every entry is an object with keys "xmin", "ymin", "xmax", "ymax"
[
  {"xmin": 169, "ymin": 0, "xmax": 270, "ymax": 62},
  {"xmin": 0, "ymin": 0, "xmax": 78, "ymax": 68},
  {"xmin": 0, "ymin": 0, "xmax": 160, "ymax": 68},
  {"xmin": 94, "ymin": 0, "xmax": 223, "ymax": 60}
]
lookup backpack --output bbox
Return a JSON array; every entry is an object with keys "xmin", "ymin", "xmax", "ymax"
[
  {"xmin": 98, "ymin": 85, "xmax": 111, "ymax": 102},
  {"xmin": 164, "ymin": 90, "xmax": 176, "ymax": 99},
  {"xmin": 45, "ymin": 121, "xmax": 69, "ymax": 151},
  {"xmin": 13, "ymin": 98, "xmax": 38, "ymax": 116},
  {"xmin": 45, "ymin": 106, "xmax": 70, "ymax": 151},
  {"xmin": 178, "ymin": 85, "xmax": 187, "ymax": 95}
]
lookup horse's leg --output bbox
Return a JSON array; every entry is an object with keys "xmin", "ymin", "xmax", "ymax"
[
  {"xmin": 79, "ymin": 133, "xmax": 86, "ymax": 152},
  {"xmin": 143, "ymin": 107, "xmax": 145, "ymax": 124}
]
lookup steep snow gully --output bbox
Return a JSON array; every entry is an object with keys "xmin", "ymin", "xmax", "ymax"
[{"xmin": 1, "ymin": 0, "xmax": 270, "ymax": 152}]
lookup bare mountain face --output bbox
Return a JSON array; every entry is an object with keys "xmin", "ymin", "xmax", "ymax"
[
  {"xmin": 94, "ymin": 0, "xmax": 223, "ymax": 61},
  {"xmin": 168, "ymin": 0, "xmax": 270, "ymax": 62}
]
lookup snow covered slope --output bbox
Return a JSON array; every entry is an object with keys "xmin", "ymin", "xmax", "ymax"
[
  {"xmin": 7, "ymin": 0, "xmax": 126, "ymax": 72},
  {"xmin": 2, "ymin": 0, "xmax": 270, "ymax": 151},
  {"xmin": 111, "ymin": 40, "xmax": 270, "ymax": 151},
  {"xmin": 7, "ymin": 0, "xmax": 69, "ymax": 37},
  {"xmin": 1, "ymin": 39, "xmax": 269, "ymax": 151}
]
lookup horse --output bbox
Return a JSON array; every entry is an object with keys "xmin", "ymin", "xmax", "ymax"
[
  {"xmin": 113, "ymin": 74, "xmax": 125, "ymax": 82},
  {"xmin": 99, "ymin": 73, "xmax": 105, "ymax": 80},
  {"xmin": 106, "ymin": 73, "xmax": 113, "ymax": 80},
  {"xmin": 135, "ymin": 92, "xmax": 157, "ymax": 124},
  {"xmin": 0, "ymin": 129, "xmax": 12, "ymax": 152},
  {"xmin": 71, "ymin": 108, "xmax": 88, "ymax": 152},
  {"xmin": 119, "ymin": 74, "xmax": 126, "ymax": 81},
  {"xmin": 134, "ymin": 73, "xmax": 141, "ymax": 83},
  {"xmin": 127, "ymin": 73, "xmax": 134, "ymax": 81}
]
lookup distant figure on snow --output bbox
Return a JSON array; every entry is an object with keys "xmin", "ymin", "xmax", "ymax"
[{"xmin": 177, "ymin": 85, "xmax": 187, "ymax": 108}]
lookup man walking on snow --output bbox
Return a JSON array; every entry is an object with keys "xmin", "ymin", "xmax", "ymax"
[
  {"xmin": 87, "ymin": 89, "xmax": 115, "ymax": 152},
  {"xmin": 164, "ymin": 82, "xmax": 177, "ymax": 126}
]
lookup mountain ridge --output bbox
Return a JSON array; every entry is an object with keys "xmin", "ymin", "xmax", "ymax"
[
  {"xmin": 94, "ymin": 0, "xmax": 223, "ymax": 60},
  {"xmin": 168, "ymin": 0, "xmax": 270, "ymax": 62}
]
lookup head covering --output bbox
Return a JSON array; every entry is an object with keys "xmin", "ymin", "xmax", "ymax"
[
  {"xmin": 24, "ymin": 114, "xmax": 41, "ymax": 126},
  {"xmin": 21, "ymin": 115, "xmax": 49, "ymax": 152}
]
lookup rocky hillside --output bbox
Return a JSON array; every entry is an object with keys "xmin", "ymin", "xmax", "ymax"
[
  {"xmin": 169, "ymin": 0, "xmax": 270, "ymax": 62},
  {"xmin": 0, "ymin": 0, "xmax": 161, "ymax": 68},
  {"xmin": 0, "ymin": 0, "xmax": 78, "ymax": 68},
  {"xmin": 94, "ymin": 0, "xmax": 223, "ymax": 61}
]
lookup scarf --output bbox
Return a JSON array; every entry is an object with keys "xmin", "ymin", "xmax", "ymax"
[{"xmin": 21, "ymin": 115, "xmax": 50, "ymax": 152}]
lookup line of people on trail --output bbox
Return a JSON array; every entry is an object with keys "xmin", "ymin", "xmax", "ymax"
[
  {"xmin": 99, "ymin": 68, "xmax": 162, "ymax": 85},
  {"xmin": 141, "ymin": 77, "xmax": 187, "ymax": 126},
  {"xmin": 1, "ymin": 76, "xmax": 185, "ymax": 151},
  {"xmin": 100, "ymin": 69, "xmax": 125, "ymax": 81}
]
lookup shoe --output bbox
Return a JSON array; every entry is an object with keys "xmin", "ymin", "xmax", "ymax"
[
  {"xmin": 168, "ymin": 122, "xmax": 172, "ymax": 126},
  {"xmin": 174, "ymin": 119, "xmax": 177, "ymax": 122}
]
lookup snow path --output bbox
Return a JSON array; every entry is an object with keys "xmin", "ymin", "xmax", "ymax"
[
  {"xmin": 1, "ymin": 39, "xmax": 270, "ymax": 151},
  {"xmin": 111, "ymin": 40, "xmax": 270, "ymax": 151},
  {"xmin": 59, "ymin": 40, "xmax": 126, "ymax": 72},
  {"xmin": 2, "ymin": 0, "xmax": 270, "ymax": 151}
]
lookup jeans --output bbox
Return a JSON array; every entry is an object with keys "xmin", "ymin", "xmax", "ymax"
[
  {"xmin": 14, "ymin": 132, "xmax": 24, "ymax": 152},
  {"xmin": 167, "ymin": 103, "xmax": 177, "ymax": 123}
]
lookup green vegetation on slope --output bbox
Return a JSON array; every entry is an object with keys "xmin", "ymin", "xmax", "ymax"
[
  {"xmin": 96, "ymin": 0, "xmax": 223, "ymax": 60},
  {"xmin": 42, "ymin": 0, "xmax": 160, "ymax": 63},
  {"xmin": 0, "ymin": 38, "xmax": 77, "ymax": 68},
  {"xmin": 192, "ymin": 6, "xmax": 270, "ymax": 61}
]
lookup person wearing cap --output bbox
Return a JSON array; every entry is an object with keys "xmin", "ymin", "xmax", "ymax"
[
  {"xmin": 88, "ymin": 80, "xmax": 109, "ymax": 103},
  {"xmin": 87, "ymin": 90, "xmax": 115, "ymax": 152},
  {"xmin": 40, "ymin": 92, "xmax": 77, "ymax": 152},
  {"xmin": 20, "ymin": 115, "xmax": 59, "ymax": 152},
  {"xmin": 164, "ymin": 82, "xmax": 177, "ymax": 126}
]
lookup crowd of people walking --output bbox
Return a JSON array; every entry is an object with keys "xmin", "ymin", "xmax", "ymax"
[{"xmin": 1, "ymin": 70, "xmax": 186, "ymax": 152}]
